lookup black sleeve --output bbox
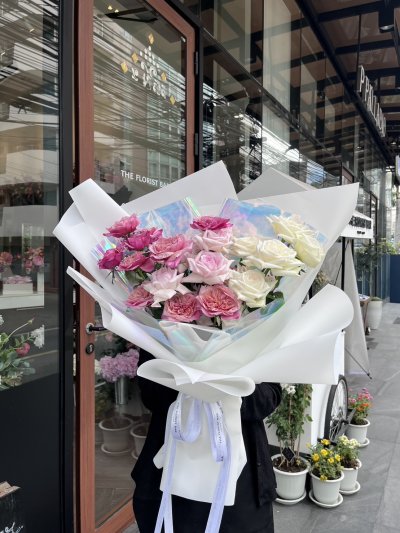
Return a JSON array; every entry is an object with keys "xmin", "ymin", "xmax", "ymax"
[
  {"xmin": 240, "ymin": 383, "xmax": 282, "ymax": 422},
  {"xmin": 136, "ymin": 349, "xmax": 178, "ymax": 413}
]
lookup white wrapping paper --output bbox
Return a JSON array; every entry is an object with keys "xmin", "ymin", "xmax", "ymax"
[{"xmin": 54, "ymin": 163, "xmax": 358, "ymax": 505}]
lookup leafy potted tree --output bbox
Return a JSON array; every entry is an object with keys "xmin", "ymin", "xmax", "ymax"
[
  {"xmin": 346, "ymin": 388, "xmax": 373, "ymax": 446},
  {"xmin": 308, "ymin": 439, "xmax": 344, "ymax": 507},
  {"xmin": 336, "ymin": 435, "xmax": 361, "ymax": 494},
  {"xmin": 266, "ymin": 383, "xmax": 312, "ymax": 504}
]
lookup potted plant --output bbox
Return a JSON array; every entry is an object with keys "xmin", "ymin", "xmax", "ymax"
[
  {"xmin": 266, "ymin": 383, "xmax": 312, "ymax": 503},
  {"xmin": 308, "ymin": 439, "xmax": 344, "ymax": 506},
  {"xmin": 346, "ymin": 388, "xmax": 373, "ymax": 445},
  {"xmin": 336, "ymin": 435, "xmax": 361, "ymax": 494},
  {"xmin": 99, "ymin": 348, "xmax": 139, "ymax": 405},
  {"xmin": 367, "ymin": 296, "xmax": 383, "ymax": 330}
]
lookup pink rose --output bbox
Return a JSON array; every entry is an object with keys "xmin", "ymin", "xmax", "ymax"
[
  {"xmin": 190, "ymin": 216, "xmax": 232, "ymax": 231},
  {"xmin": 193, "ymin": 227, "xmax": 233, "ymax": 252},
  {"xmin": 118, "ymin": 252, "xmax": 155, "ymax": 273},
  {"xmin": 149, "ymin": 235, "xmax": 193, "ymax": 269},
  {"xmin": 184, "ymin": 251, "xmax": 233, "ymax": 285},
  {"xmin": 197, "ymin": 284, "xmax": 241, "ymax": 320},
  {"xmin": 162, "ymin": 293, "xmax": 201, "ymax": 323},
  {"xmin": 126, "ymin": 228, "xmax": 163, "ymax": 251},
  {"xmin": 33, "ymin": 255, "xmax": 44, "ymax": 267},
  {"xmin": 16, "ymin": 342, "xmax": 31, "ymax": 357},
  {"xmin": 98, "ymin": 248, "xmax": 123, "ymax": 269},
  {"xmin": 126, "ymin": 285, "xmax": 154, "ymax": 308},
  {"xmin": 142, "ymin": 268, "xmax": 189, "ymax": 306},
  {"xmin": 104, "ymin": 214, "xmax": 140, "ymax": 238}
]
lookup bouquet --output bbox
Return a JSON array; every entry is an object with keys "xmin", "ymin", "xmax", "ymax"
[
  {"xmin": 0, "ymin": 316, "xmax": 44, "ymax": 390},
  {"xmin": 0, "ymin": 251, "xmax": 13, "ymax": 272},
  {"xmin": 23, "ymin": 247, "xmax": 44, "ymax": 274},
  {"xmin": 54, "ymin": 162, "xmax": 358, "ymax": 530}
]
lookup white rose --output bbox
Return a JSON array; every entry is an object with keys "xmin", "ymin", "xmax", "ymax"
[
  {"xmin": 229, "ymin": 270, "xmax": 276, "ymax": 308},
  {"xmin": 243, "ymin": 239, "xmax": 304, "ymax": 276},
  {"xmin": 230, "ymin": 236, "xmax": 259, "ymax": 257},
  {"xmin": 268, "ymin": 215, "xmax": 314, "ymax": 244},
  {"xmin": 294, "ymin": 235, "xmax": 325, "ymax": 268}
]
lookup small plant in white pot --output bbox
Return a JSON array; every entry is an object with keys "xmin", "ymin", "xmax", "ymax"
[
  {"xmin": 266, "ymin": 383, "xmax": 312, "ymax": 504},
  {"xmin": 336, "ymin": 435, "xmax": 361, "ymax": 494},
  {"xmin": 309, "ymin": 439, "xmax": 344, "ymax": 507},
  {"xmin": 346, "ymin": 388, "xmax": 373, "ymax": 446}
]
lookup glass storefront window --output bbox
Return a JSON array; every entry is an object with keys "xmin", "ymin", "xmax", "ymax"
[{"xmin": 0, "ymin": 0, "xmax": 60, "ymax": 387}]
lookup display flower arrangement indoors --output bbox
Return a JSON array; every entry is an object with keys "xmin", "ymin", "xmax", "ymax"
[
  {"xmin": 23, "ymin": 246, "xmax": 44, "ymax": 274},
  {"xmin": 308, "ymin": 439, "xmax": 344, "ymax": 507},
  {"xmin": 98, "ymin": 348, "xmax": 140, "ymax": 456},
  {"xmin": 0, "ymin": 251, "xmax": 13, "ymax": 272},
  {"xmin": 0, "ymin": 315, "xmax": 44, "ymax": 390},
  {"xmin": 346, "ymin": 388, "xmax": 373, "ymax": 446},
  {"xmin": 336, "ymin": 435, "xmax": 361, "ymax": 495},
  {"xmin": 266, "ymin": 383, "xmax": 312, "ymax": 504}
]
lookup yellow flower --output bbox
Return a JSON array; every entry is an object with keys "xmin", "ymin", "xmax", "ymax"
[
  {"xmin": 328, "ymin": 457, "xmax": 335, "ymax": 464},
  {"xmin": 321, "ymin": 449, "xmax": 329, "ymax": 457},
  {"xmin": 321, "ymin": 439, "xmax": 330, "ymax": 446},
  {"xmin": 320, "ymin": 475, "xmax": 327, "ymax": 481},
  {"xmin": 335, "ymin": 454, "xmax": 341, "ymax": 462},
  {"xmin": 312, "ymin": 453, "xmax": 320, "ymax": 462}
]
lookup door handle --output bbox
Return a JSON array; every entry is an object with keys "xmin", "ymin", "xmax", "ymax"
[{"xmin": 85, "ymin": 323, "xmax": 106, "ymax": 334}]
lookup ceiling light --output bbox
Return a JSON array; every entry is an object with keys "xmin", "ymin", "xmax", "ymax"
[
  {"xmin": 379, "ymin": 6, "xmax": 394, "ymax": 32},
  {"xmin": 108, "ymin": 5, "xmax": 113, "ymax": 10}
]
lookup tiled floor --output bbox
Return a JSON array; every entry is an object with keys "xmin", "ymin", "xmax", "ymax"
[{"xmin": 124, "ymin": 303, "xmax": 400, "ymax": 532}]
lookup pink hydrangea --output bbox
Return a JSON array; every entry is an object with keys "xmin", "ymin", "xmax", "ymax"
[
  {"xmin": 99, "ymin": 349, "xmax": 140, "ymax": 382},
  {"xmin": 162, "ymin": 293, "xmax": 201, "ymax": 323},
  {"xmin": 190, "ymin": 216, "xmax": 232, "ymax": 231},
  {"xmin": 149, "ymin": 235, "xmax": 193, "ymax": 269},
  {"xmin": 118, "ymin": 252, "xmax": 155, "ymax": 273},
  {"xmin": 104, "ymin": 214, "xmax": 140, "ymax": 238},
  {"xmin": 126, "ymin": 228, "xmax": 163, "ymax": 251},
  {"xmin": 98, "ymin": 248, "xmax": 123, "ymax": 269},
  {"xmin": 197, "ymin": 284, "xmax": 241, "ymax": 320},
  {"xmin": 126, "ymin": 286, "xmax": 154, "ymax": 308}
]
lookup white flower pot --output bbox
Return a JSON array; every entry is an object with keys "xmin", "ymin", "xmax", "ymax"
[
  {"xmin": 340, "ymin": 460, "xmax": 362, "ymax": 492},
  {"xmin": 272, "ymin": 454, "xmax": 309, "ymax": 501},
  {"xmin": 99, "ymin": 416, "xmax": 133, "ymax": 452},
  {"xmin": 346, "ymin": 419, "xmax": 370, "ymax": 444},
  {"xmin": 130, "ymin": 422, "xmax": 149, "ymax": 457},
  {"xmin": 366, "ymin": 300, "xmax": 383, "ymax": 329},
  {"xmin": 310, "ymin": 472, "xmax": 344, "ymax": 505}
]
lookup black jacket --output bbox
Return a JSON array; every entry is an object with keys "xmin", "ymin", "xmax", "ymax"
[{"xmin": 132, "ymin": 351, "xmax": 281, "ymax": 532}]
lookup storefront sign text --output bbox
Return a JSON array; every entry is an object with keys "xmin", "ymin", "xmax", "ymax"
[
  {"xmin": 357, "ymin": 65, "xmax": 386, "ymax": 137},
  {"xmin": 121, "ymin": 170, "xmax": 169, "ymax": 189}
]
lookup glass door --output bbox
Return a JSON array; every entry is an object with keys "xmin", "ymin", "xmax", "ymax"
[{"xmin": 75, "ymin": 1, "xmax": 195, "ymax": 532}]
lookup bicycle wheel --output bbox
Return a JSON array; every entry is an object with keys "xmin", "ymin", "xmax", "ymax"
[{"xmin": 323, "ymin": 376, "xmax": 348, "ymax": 442}]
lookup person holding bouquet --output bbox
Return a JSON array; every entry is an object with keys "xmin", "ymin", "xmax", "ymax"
[{"xmin": 132, "ymin": 350, "xmax": 282, "ymax": 533}]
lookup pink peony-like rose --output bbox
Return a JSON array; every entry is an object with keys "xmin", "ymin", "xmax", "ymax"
[
  {"xmin": 32, "ymin": 255, "xmax": 44, "ymax": 267},
  {"xmin": 162, "ymin": 293, "xmax": 201, "ymax": 323},
  {"xmin": 126, "ymin": 228, "xmax": 162, "ymax": 251},
  {"xmin": 142, "ymin": 268, "xmax": 189, "ymax": 306},
  {"xmin": 184, "ymin": 251, "xmax": 233, "ymax": 285},
  {"xmin": 197, "ymin": 284, "xmax": 241, "ymax": 320},
  {"xmin": 193, "ymin": 227, "xmax": 233, "ymax": 252},
  {"xmin": 118, "ymin": 252, "xmax": 155, "ymax": 273},
  {"xmin": 98, "ymin": 248, "xmax": 123, "ymax": 269},
  {"xmin": 191, "ymin": 216, "xmax": 232, "ymax": 231},
  {"xmin": 126, "ymin": 285, "xmax": 154, "ymax": 308},
  {"xmin": 104, "ymin": 214, "xmax": 140, "ymax": 238},
  {"xmin": 149, "ymin": 235, "xmax": 193, "ymax": 269},
  {"xmin": 16, "ymin": 342, "xmax": 31, "ymax": 357}
]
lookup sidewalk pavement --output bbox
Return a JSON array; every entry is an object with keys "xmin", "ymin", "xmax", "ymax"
[{"xmin": 125, "ymin": 303, "xmax": 400, "ymax": 533}]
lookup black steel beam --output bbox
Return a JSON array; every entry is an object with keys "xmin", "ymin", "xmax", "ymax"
[
  {"xmin": 317, "ymin": 0, "xmax": 400, "ymax": 23},
  {"xmin": 336, "ymin": 39, "xmax": 393, "ymax": 56},
  {"xmin": 296, "ymin": 0, "xmax": 393, "ymax": 166}
]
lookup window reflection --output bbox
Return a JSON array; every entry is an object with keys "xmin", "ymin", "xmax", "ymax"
[{"xmin": 0, "ymin": 0, "xmax": 59, "ymax": 387}]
